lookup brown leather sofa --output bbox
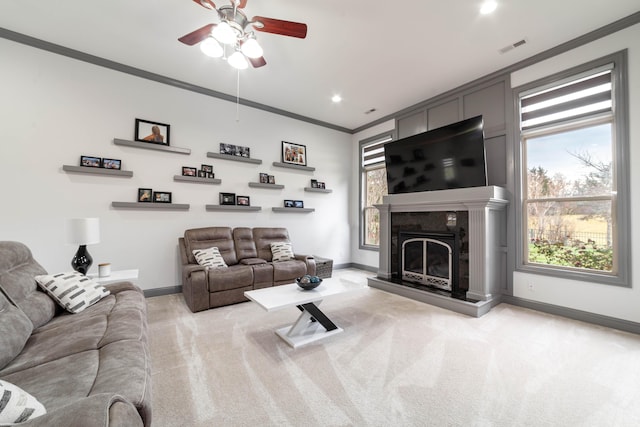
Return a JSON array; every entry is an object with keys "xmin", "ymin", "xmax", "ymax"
[{"xmin": 179, "ymin": 227, "xmax": 316, "ymax": 312}]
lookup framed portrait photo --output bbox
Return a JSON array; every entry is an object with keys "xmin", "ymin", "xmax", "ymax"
[
  {"xmin": 220, "ymin": 192, "xmax": 236, "ymax": 205},
  {"xmin": 259, "ymin": 173, "xmax": 269, "ymax": 184},
  {"xmin": 101, "ymin": 158, "xmax": 121, "ymax": 170},
  {"xmin": 282, "ymin": 141, "xmax": 307, "ymax": 166},
  {"xmin": 153, "ymin": 191, "xmax": 172, "ymax": 203},
  {"xmin": 294, "ymin": 200, "xmax": 304, "ymax": 208},
  {"xmin": 236, "ymin": 195, "xmax": 250, "ymax": 206},
  {"xmin": 182, "ymin": 166, "xmax": 197, "ymax": 177},
  {"xmin": 201, "ymin": 164, "xmax": 213, "ymax": 174},
  {"xmin": 135, "ymin": 118, "xmax": 170, "ymax": 146},
  {"xmin": 80, "ymin": 155, "xmax": 101, "ymax": 168},
  {"xmin": 284, "ymin": 199, "xmax": 295, "ymax": 208},
  {"xmin": 138, "ymin": 188, "xmax": 152, "ymax": 203}
]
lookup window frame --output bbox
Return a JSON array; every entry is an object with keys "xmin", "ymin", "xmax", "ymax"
[
  {"xmin": 359, "ymin": 132, "xmax": 394, "ymax": 250},
  {"xmin": 513, "ymin": 50, "xmax": 630, "ymax": 287}
]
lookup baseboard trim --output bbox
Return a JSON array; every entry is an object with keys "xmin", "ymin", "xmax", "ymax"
[
  {"xmin": 502, "ymin": 295, "xmax": 640, "ymax": 335},
  {"xmin": 144, "ymin": 285, "xmax": 182, "ymax": 298},
  {"xmin": 340, "ymin": 262, "xmax": 377, "ymax": 273}
]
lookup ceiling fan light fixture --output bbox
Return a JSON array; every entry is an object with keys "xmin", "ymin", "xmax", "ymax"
[
  {"xmin": 228, "ymin": 51, "xmax": 249, "ymax": 69},
  {"xmin": 241, "ymin": 37, "xmax": 263, "ymax": 59},
  {"xmin": 200, "ymin": 37, "xmax": 224, "ymax": 58},
  {"xmin": 212, "ymin": 21, "xmax": 237, "ymax": 44}
]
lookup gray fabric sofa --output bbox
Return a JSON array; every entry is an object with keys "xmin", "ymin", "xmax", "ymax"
[
  {"xmin": 0, "ymin": 241, "xmax": 151, "ymax": 426},
  {"xmin": 179, "ymin": 226, "xmax": 316, "ymax": 312}
]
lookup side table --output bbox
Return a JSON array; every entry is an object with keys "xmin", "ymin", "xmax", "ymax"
[{"xmin": 88, "ymin": 269, "xmax": 139, "ymax": 285}]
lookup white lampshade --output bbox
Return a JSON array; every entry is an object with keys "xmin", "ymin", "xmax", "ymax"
[
  {"xmin": 200, "ymin": 37, "xmax": 223, "ymax": 58},
  {"xmin": 68, "ymin": 218, "xmax": 100, "ymax": 245},
  {"xmin": 212, "ymin": 21, "xmax": 236, "ymax": 45},
  {"xmin": 228, "ymin": 51, "xmax": 249, "ymax": 69},
  {"xmin": 240, "ymin": 38, "xmax": 263, "ymax": 59}
]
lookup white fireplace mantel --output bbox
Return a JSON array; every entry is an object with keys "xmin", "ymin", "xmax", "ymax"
[{"xmin": 370, "ymin": 186, "xmax": 509, "ymax": 317}]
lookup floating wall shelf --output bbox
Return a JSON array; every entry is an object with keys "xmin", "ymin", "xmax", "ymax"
[
  {"xmin": 272, "ymin": 207, "xmax": 315, "ymax": 213},
  {"xmin": 63, "ymin": 165, "xmax": 133, "ymax": 177},
  {"xmin": 206, "ymin": 205, "xmax": 262, "ymax": 212},
  {"xmin": 174, "ymin": 175, "xmax": 222, "ymax": 185},
  {"xmin": 304, "ymin": 187, "xmax": 332, "ymax": 193},
  {"xmin": 249, "ymin": 182, "xmax": 284, "ymax": 189},
  {"xmin": 207, "ymin": 152, "xmax": 262, "ymax": 164},
  {"xmin": 114, "ymin": 138, "xmax": 191, "ymax": 155},
  {"xmin": 272, "ymin": 162, "xmax": 315, "ymax": 172},
  {"xmin": 111, "ymin": 202, "xmax": 190, "ymax": 210}
]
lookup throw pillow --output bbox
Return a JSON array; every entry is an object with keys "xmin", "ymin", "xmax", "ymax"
[
  {"xmin": 34, "ymin": 272, "xmax": 110, "ymax": 314},
  {"xmin": 192, "ymin": 247, "xmax": 228, "ymax": 268},
  {"xmin": 0, "ymin": 380, "xmax": 46, "ymax": 424},
  {"xmin": 270, "ymin": 242, "xmax": 294, "ymax": 262}
]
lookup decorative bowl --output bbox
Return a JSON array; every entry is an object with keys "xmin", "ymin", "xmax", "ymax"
[{"xmin": 296, "ymin": 276, "xmax": 323, "ymax": 290}]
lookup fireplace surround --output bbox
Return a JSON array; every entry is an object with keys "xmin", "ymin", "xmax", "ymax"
[{"xmin": 368, "ymin": 186, "xmax": 508, "ymax": 317}]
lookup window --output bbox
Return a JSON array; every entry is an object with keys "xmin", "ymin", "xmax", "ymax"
[
  {"xmin": 515, "ymin": 51, "xmax": 629, "ymax": 285},
  {"xmin": 360, "ymin": 133, "xmax": 393, "ymax": 249}
]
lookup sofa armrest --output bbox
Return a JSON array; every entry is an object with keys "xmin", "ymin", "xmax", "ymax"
[
  {"xmin": 181, "ymin": 266, "xmax": 209, "ymax": 313},
  {"xmin": 103, "ymin": 281, "xmax": 142, "ymax": 295},
  {"xmin": 294, "ymin": 254, "xmax": 316, "ymax": 276},
  {"xmin": 23, "ymin": 393, "xmax": 144, "ymax": 427}
]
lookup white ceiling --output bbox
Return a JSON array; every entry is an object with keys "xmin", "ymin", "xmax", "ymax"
[{"xmin": 1, "ymin": 0, "xmax": 639, "ymax": 131}]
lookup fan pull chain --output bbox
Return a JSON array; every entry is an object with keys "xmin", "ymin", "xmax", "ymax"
[{"xmin": 236, "ymin": 69, "xmax": 241, "ymax": 122}]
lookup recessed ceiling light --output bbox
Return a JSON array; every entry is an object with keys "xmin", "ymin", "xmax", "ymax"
[
  {"xmin": 480, "ymin": 1, "xmax": 497, "ymax": 15},
  {"xmin": 331, "ymin": 94, "xmax": 342, "ymax": 103}
]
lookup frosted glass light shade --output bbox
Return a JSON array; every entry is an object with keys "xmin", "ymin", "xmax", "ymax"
[
  {"xmin": 200, "ymin": 37, "xmax": 223, "ymax": 57},
  {"xmin": 68, "ymin": 218, "xmax": 100, "ymax": 245},
  {"xmin": 212, "ymin": 21, "xmax": 236, "ymax": 45},
  {"xmin": 241, "ymin": 38, "xmax": 263, "ymax": 59},
  {"xmin": 228, "ymin": 51, "xmax": 249, "ymax": 69}
]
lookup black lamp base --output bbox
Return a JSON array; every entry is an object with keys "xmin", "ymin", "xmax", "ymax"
[{"xmin": 71, "ymin": 245, "xmax": 93, "ymax": 275}]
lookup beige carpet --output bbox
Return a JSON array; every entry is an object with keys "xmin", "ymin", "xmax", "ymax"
[{"xmin": 147, "ymin": 269, "xmax": 640, "ymax": 426}]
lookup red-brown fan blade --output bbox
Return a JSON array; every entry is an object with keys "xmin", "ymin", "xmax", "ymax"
[
  {"xmin": 178, "ymin": 23, "xmax": 215, "ymax": 46},
  {"xmin": 252, "ymin": 16, "xmax": 307, "ymax": 38},
  {"xmin": 192, "ymin": 0, "xmax": 216, "ymax": 10},
  {"xmin": 249, "ymin": 56, "xmax": 266, "ymax": 68},
  {"xmin": 236, "ymin": 0, "xmax": 248, "ymax": 8}
]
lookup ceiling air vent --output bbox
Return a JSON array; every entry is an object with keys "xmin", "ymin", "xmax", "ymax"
[{"xmin": 499, "ymin": 38, "xmax": 527, "ymax": 54}]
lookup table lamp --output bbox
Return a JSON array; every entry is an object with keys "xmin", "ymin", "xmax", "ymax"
[{"xmin": 68, "ymin": 218, "xmax": 100, "ymax": 274}]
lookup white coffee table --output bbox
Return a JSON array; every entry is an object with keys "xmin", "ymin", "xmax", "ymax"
[{"xmin": 244, "ymin": 277, "xmax": 365, "ymax": 348}]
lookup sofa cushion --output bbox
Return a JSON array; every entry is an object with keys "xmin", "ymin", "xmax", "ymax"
[
  {"xmin": 0, "ymin": 379, "xmax": 46, "ymax": 424},
  {"xmin": 34, "ymin": 272, "xmax": 110, "ymax": 314},
  {"xmin": 0, "ymin": 241, "xmax": 56, "ymax": 329},
  {"xmin": 0, "ymin": 291, "xmax": 33, "ymax": 370},
  {"xmin": 270, "ymin": 242, "xmax": 294, "ymax": 262},
  {"xmin": 253, "ymin": 227, "xmax": 292, "ymax": 261},
  {"xmin": 272, "ymin": 259, "xmax": 307, "ymax": 283},
  {"xmin": 233, "ymin": 227, "xmax": 258, "ymax": 260},
  {"xmin": 192, "ymin": 247, "xmax": 228, "ymax": 268},
  {"xmin": 184, "ymin": 227, "xmax": 238, "ymax": 265},
  {"xmin": 207, "ymin": 264, "xmax": 253, "ymax": 292}
]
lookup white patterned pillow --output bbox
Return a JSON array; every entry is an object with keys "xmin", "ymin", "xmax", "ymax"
[
  {"xmin": 34, "ymin": 271, "xmax": 110, "ymax": 314},
  {"xmin": 270, "ymin": 242, "xmax": 294, "ymax": 262},
  {"xmin": 0, "ymin": 380, "xmax": 46, "ymax": 424},
  {"xmin": 192, "ymin": 247, "xmax": 228, "ymax": 268}
]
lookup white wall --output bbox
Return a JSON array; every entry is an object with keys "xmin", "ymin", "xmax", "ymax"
[
  {"xmin": 0, "ymin": 39, "xmax": 352, "ymax": 291},
  {"xmin": 510, "ymin": 23, "xmax": 640, "ymax": 322}
]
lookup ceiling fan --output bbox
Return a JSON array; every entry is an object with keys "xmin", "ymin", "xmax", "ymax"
[{"xmin": 178, "ymin": 0, "xmax": 308, "ymax": 69}]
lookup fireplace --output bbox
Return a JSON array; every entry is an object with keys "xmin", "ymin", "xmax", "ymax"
[
  {"xmin": 399, "ymin": 231, "xmax": 459, "ymax": 294},
  {"xmin": 368, "ymin": 186, "xmax": 508, "ymax": 317}
]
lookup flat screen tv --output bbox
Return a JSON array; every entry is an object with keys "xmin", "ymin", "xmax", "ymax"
[{"xmin": 384, "ymin": 115, "xmax": 488, "ymax": 194}]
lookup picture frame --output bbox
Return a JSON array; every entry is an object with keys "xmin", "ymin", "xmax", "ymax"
[
  {"xmin": 268, "ymin": 175, "xmax": 275, "ymax": 184},
  {"xmin": 220, "ymin": 192, "xmax": 236, "ymax": 205},
  {"xmin": 282, "ymin": 141, "xmax": 307, "ymax": 166},
  {"xmin": 311, "ymin": 179, "xmax": 318, "ymax": 188},
  {"xmin": 259, "ymin": 173, "xmax": 269, "ymax": 184},
  {"xmin": 284, "ymin": 199, "xmax": 295, "ymax": 208},
  {"xmin": 294, "ymin": 200, "xmax": 304, "ymax": 208},
  {"xmin": 237, "ymin": 146, "xmax": 250, "ymax": 158},
  {"xmin": 138, "ymin": 188, "xmax": 152, "ymax": 203},
  {"xmin": 220, "ymin": 143, "xmax": 237, "ymax": 156},
  {"xmin": 318, "ymin": 182, "xmax": 326, "ymax": 189},
  {"xmin": 135, "ymin": 119, "xmax": 170, "ymax": 146},
  {"xmin": 101, "ymin": 158, "xmax": 121, "ymax": 170},
  {"xmin": 182, "ymin": 166, "xmax": 197, "ymax": 177},
  {"xmin": 201, "ymin": 164, "xmax": 213, "ymax": 174},
  {"xmin": 207, "ymin": 172, "xmax": 215, "ymax": 179},
  {"xmin": 80, "ymin": 155, "xmax": 101, "ymax": 168},
  {"xmin": 197, "ymin": 170, "xmax": 207, "ymax": 178},
  {"xmin": 236, "ymin": 195, "xmax": 250, "ymax": 206},
  {"xmin": 153, "ymin": 191, "xmax": 172, "ymax": 203}
]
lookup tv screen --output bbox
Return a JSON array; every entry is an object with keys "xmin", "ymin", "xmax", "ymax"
[{"xmin": 384, "ymin": 115, "xmax": 488, "ymax": 194}]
